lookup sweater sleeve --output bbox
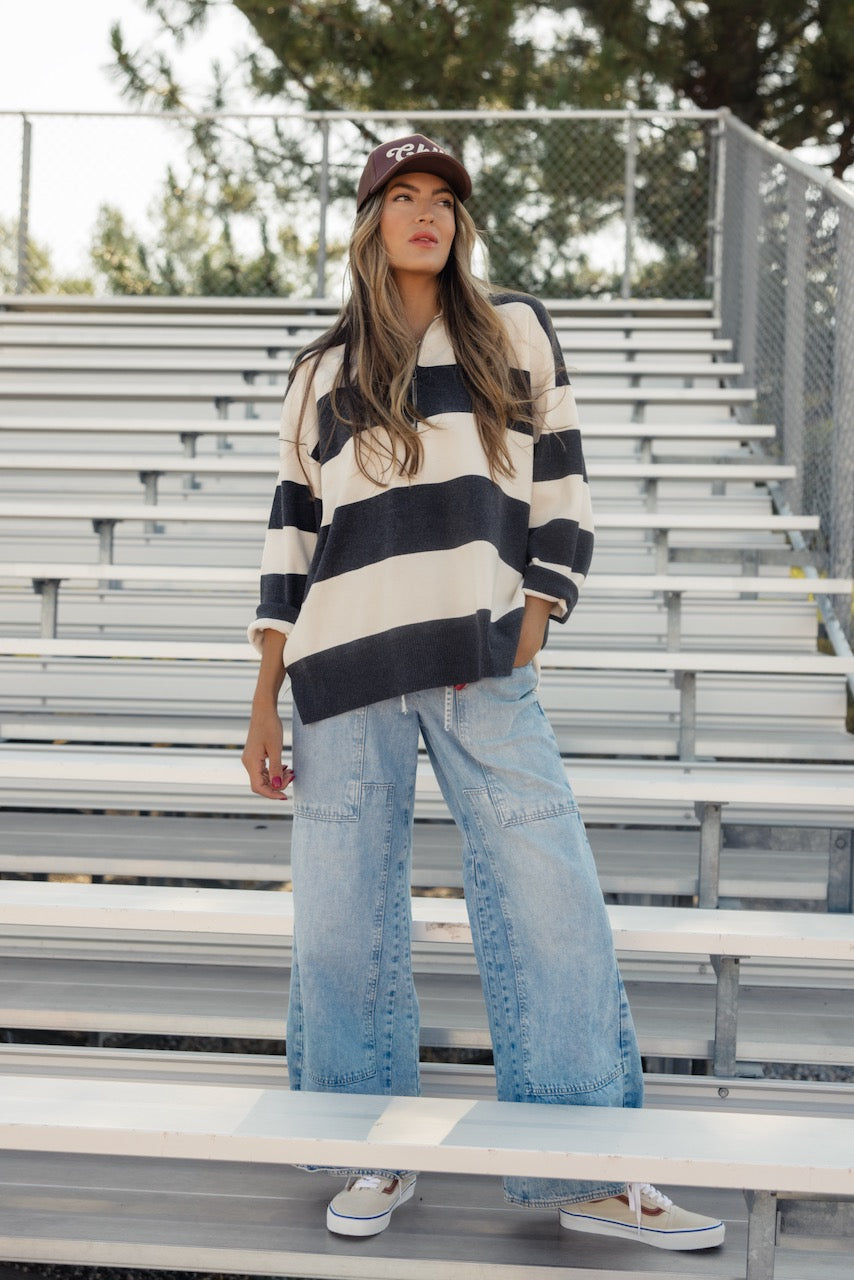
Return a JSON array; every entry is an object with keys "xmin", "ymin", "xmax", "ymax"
[
  {"xmin": 247, "ymin": 360, "xmax": 322, "ymax": 653},
  {"xmin": 522, "ymin": 300, "xmax": 594, "ymax": 622}
]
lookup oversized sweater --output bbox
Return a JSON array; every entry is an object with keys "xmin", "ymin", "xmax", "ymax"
[{"xmin": 249, "ymin": 292, "xmax": 594, "ymax": 724}]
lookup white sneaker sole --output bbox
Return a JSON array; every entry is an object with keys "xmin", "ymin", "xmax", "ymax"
[
  {"xmin": 559, "ymin": 1209, "xmax": 725, "ymax": 1251},
  {"xmin": 327, "ymin": 1179, "xmax": 415, "ymax": 1237}
]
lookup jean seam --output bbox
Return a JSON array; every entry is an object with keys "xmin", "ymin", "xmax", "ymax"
[
  {"xmin": 363, "ymin": 784, "xmax": 394, "ymax": 1083},
  {"xmin": 466, "ymin": 793, "xmax": 531, "ymax": 1098}
]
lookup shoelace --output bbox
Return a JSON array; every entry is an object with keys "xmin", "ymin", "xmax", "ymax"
[
  {"xmin": 627, "ymin": 1182, "xmax": 673, "ymax": 1231},
  {"xmin": 348, "ymin": 1175, "xmax": 391, "ymax": 1193}
]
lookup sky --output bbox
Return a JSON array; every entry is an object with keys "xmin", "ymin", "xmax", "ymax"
[
  {"xmin": 0, "ymin": 0, "xmax": 257, "ymax": 279},
  {"xmin": 0, "ymin": 0, "xmax": 253, "ymax": 113}
]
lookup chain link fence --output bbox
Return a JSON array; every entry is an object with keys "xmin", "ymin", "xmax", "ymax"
[
  {"xmin": 0, "ymin": 109, "xmax": 718, "ymax": 300},
  {"xmin": 719, "ymin": 113, "xmax": 854, "ymax": 638}
]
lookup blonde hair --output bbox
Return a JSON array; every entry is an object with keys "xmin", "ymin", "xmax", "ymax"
[{"xmin": 291, "ymin": 191, "xmax": 535, "ymax": 486}]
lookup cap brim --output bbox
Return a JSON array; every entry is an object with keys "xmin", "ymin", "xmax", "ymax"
[{"xmin": 362, "ymin": 153, "xmax": 472, "ymax": 209}]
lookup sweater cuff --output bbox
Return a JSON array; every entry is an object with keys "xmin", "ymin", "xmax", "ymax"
[
  {"xmin": 247, "ymin": 617, "xmax": 294, "ymax": 656},
  {"xmin": 523, "ymin": 587, "xmax": 568, "ymax": 622}
]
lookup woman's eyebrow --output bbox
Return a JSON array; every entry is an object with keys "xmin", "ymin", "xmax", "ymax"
[{"xmin": 388, "ymin": 179, "xmax": 454, "ymax": 197}]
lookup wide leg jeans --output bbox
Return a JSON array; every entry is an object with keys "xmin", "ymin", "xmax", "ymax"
[{"xmin": 286, "ymin": 664, "xmax": 644, "ymax": 1207}]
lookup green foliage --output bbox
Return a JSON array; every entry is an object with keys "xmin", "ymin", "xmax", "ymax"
[
  {"xmin": 0, "ymin": 218, "xmax": 93, "ymax": 294},
  {"xmin": 90, "ymin": 172, "xmax": 338, "ymax": 296},
  {"xmin": 573, "ymin": 0, "xmax": 854, "ymax": 177}
]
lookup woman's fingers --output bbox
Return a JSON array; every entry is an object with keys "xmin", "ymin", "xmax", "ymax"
[
  {"xmin": 241, "ymin": 718, "xmax": 292, "ymax": 799},
  {"xmin": 245, "ymin": 755, "xmax": 293, "ymax": 799}
]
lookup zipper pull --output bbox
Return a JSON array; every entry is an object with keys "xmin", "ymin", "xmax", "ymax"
[{"xmin": 409, "ymin": 366, "xmax": 418, "ymax": 429}]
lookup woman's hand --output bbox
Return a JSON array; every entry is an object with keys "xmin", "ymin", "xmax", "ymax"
[
  {"xmin": 513, "ymin": 595, "xmax": 553, "ymax": 667},
  {"xmin": 242, "ymin": 704, "xmax": 293, "ymax": 799},
  {"xmin": 243, "ymin": 629, "xmax": 292, "ymax": 798}
]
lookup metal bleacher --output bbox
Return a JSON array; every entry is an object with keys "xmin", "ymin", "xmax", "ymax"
[{"xmin": 0, "ymin": 294, "xmax": 853, "ymax": 1280}]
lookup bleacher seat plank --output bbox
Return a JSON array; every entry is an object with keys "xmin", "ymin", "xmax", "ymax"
[
  {"xmin": 0, "ymin": 293, "xmax": 713, "ymax": 312},
  {"xmin": 2, "ymin": 1043, "xmax": 852, "ymax": 1122},
  {"xmin": 0, "ymin": 330, "xmax": 736, "ymax": 356},
  {"xmin": 0, "ymin": 308, "xmax": 728, "ymax": 330},
  {"xmin": 0, "ymin": 811, "xmax": 833, "ymax": 903},
  {"xmin": 1, "ymin": 747, "xmax": 850, "ymax": 826},
  {"xmin": 3, "ymin": 568, "xmax": 845, "ymax": 597},
  {"xmin": 2, "ymin": 951, "xmax": 850, "ymax": 1067},
  {"xmin": 0, "ymin": 453, "xmax": 787, "ymax": 483},
  {"xmin": 0, "ymin": 1153, "xmax": 760, "ymax": 1280},
  {"xmin": 0, "ymin": 353, "xmax": 747, "ymax": 381},
  {"xmin": 0, "ymin": 499, "xmax": 810, "ymax": 531},
  {"xmin": 0, "ymin": 380, "xmax": 756, "ymax": 409},
  {"xmin": 0, "ymin": 416, "xmax": 774, "ymax": 443},
  {"xmin": 4, "ymin": 881, "xmax": 852, "ymax": 962},
  {"xmin": 1, "ymin": 1073, "xmax": 851, "ymax": 1198}
]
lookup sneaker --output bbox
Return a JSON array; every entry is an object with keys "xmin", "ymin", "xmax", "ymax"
[
  {"xmin": 326, "ymin": 1172, "xmax": 417, "ymax": 1236},
  {"xmin": 559, "ymin": 1182, "xmax": 725, "ymax": 1251}
]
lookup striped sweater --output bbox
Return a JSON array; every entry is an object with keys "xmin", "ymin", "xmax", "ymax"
[{"xmin": 249, "ymin": 292, "xmax": 594, "ymax": 724}]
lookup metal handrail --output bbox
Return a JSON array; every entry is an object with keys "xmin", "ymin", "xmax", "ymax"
[{"xmin": 721, "ymin": 110, "xmax": 854, "ymax": 211}]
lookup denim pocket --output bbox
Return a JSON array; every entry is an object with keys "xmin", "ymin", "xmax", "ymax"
[
  {"xmin": 292, "ymin": 703, "xmax": 367, "ymax": 821},
  {"xmin": 462, "ymin": 666, "xmax": 577, "ymax": 827},
  {"xmin": 524, "ymin": 1060, "xmax": 626, "ymax": 1102}
]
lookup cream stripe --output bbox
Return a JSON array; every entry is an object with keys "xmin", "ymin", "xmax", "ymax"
[
  {"xmin": 366, "ymin": 1096, "xmax": 476, "ymax": 1148},
  {"xmin": 493, "ymin": 299, "xmax": 560, "ymax": 397},
  {"xmin": 286, "ymin": 545, "xmax": 523, "ymax": 663},
  {"xmin": 317, "ymin": 421, "xmax": 535, "ymax": 525},
  {"xmin": 539, "ymin": 383, "xmax": 579, "ymax": 426},
  {"xmin": 529, "ymin": 561, "xmax": 587, "ymax": 594},
  {"xmin": 259, "ymin": 526, "xmax": 317, "ymax": 576},
  {"xmin": 530, "ymin": 474, "xmax": 593, "ymax": 530}
]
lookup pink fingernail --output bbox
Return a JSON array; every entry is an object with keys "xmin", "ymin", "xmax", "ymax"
[{"xmin": 272, "ymin": 776, "xmax": 282, "ymax": 789}]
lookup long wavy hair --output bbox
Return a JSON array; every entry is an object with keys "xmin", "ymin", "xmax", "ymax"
[{"xmin": 289, "ymin": 190, "xmax": 535, "ymax": 487}]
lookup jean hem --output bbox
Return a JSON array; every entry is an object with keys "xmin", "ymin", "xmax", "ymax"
[
  {"xmin": 504, "ymin": 1182, "xmax": 627, "ymax": 1209},
  {"xmin": 298, "ymin": 1164, "xmax": 415, "ymax": 1177}
]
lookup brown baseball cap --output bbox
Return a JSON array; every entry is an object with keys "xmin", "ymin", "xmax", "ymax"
[{"xmin": 356, "ymin": 133, "xmax": 472, "ymax": 211}]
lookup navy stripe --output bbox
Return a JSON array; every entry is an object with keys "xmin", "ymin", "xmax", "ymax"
[
  {"xmin": 313, "ymin": 366, "xmax": 534, "ymax": 462},
  {"xmin": 414, "ymin": 363, "xmax": 472, "ymax": 416},
  {"xmin": 523, "ymin": 565, "xmax": 579, "ymax": 619},
  {"xmin": 289, "ymin": 610, "xmax": 524, "ymax": 724},
  {"xmin": 533, "ymin": 429, "xmax": 586, "ymax": 483},
  {"xmin": 308, "ymin": 476, "xmax": 530, "ymax": 586},
  {"xmin": 267, "ymin": 480, "xmax": 320, "ymax": 533},
  {"xmin": 257, "ymin": 575, "xmax": 307, "ymax": 623},
  {"xmin": 528, "ymin": 521, "xmax": 594, "ymax": 580},
  {"xmin": 416, "ymin": 363, "xmax": 533, "ymax": 422},
  {"xmin": 314, "ymin": 388, "xmax": 366, "ymax": 464}
]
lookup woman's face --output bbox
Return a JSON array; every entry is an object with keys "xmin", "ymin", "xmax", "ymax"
[{"xmin": 379, "ymin": 171, "xmax": 456, "ymax": 280}]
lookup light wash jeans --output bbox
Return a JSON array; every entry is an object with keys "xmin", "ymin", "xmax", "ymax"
[{"xmin": 286, "ymin": 664, "xmax": 644, "ymax": 1207}]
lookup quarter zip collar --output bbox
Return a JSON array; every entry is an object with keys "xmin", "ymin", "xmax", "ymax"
[
  {"xmin": 409, "ymin": 313, "xmax": 445, "ymax": 430},
  {"xmin": 410, "ymin": 314, "xmax": 442, "ymax": 430},
  {"xmin": 413, "ymin": 311, "xmax": 443, "ymax": 350}
]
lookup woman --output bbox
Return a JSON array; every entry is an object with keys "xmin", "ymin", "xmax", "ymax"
[{"xmin": 242, "ymin": 133, "xmax": 724, "ymax": 1252}]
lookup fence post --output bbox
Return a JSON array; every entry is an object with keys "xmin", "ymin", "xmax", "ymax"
[
  {"xmin": 718, "ymin": 115, "xmax": 741, "ymax": 347},
  {"xmin": 708, "ymin": 113, "xmax": 726, "ymax": 315},
  {"xmin": 315, "ymin": 118, "xmax": 330, "ymax": 300},
  {"xmin": 831, "ymin": 204, "xmax": 854, "ymax": 619},
  {"xmin": 783, "ymin": 172, "xmax": 807, "ymax": 512},
  {"xmin": 16, "ymin": 114, "xmax": 33, "ymax": 295},
  {"xmin": 621, "ymin": 108, "xmax": 637, "ymax": 299},
  {"xmin": 738, "ymin": 144, "xmax": 763, "ymax": 389}
]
